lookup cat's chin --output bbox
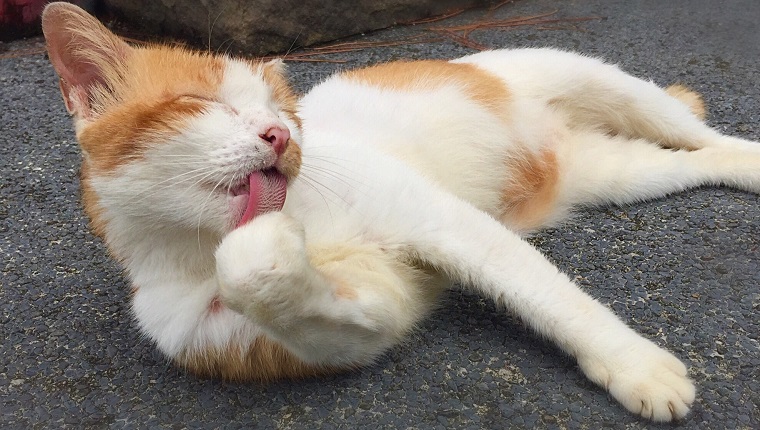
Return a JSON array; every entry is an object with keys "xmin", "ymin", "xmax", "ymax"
[{"xmin": 230, "ymin": 168, "xmax": 288, "ymax": 228}]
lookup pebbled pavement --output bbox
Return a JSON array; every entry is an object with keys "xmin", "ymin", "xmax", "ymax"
[{"xmin": 1, "ymin": 0, "xmax": 759, "ymax": 428}]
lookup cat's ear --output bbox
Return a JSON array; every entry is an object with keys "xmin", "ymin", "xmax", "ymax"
[{"xmin": 41, "ymin": 2, "xmax": 132, "ymax": 119}]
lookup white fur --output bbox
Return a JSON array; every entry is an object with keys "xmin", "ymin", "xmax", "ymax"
[{"xmin": 87, "ymin": 48, "xmax": 760, "ymax": 421}]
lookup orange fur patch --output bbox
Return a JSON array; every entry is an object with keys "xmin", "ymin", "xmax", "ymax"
[
  {"xmin": 329, "ymin": 276, "xmax": 358, "ymax": 300},
  {"xmin": 79, "ymin": 162, "xmax": 108, "ymax": 240},
  {"xmin": 500, "ymin": 148, "xmax": 560, "ymax": 232},
  {"xmin": 276, "ymin": 137, "xmax": 302, "ymax": 181},
  {"xmin": 261, "ymin": 61, "xmax": 302, "ymax": 131},
  {"xmin": 78, "ymin": 47, "xmax": 225, "ymax": 172},
  {"xmin": 177, "ymin": 335, "xmax": 336, "ymax": 381},
  {"xmin": 129, "ymin": 284, "xmax": 140, "ymax": 296},
  {"xmin": 79, "ymin": 96, "xmax": 209, "ymax": 171},
  {"xmin": 75, "ymin": 47, "xmax": 221, "ymax": 245},
  {"xmin": 261, "ymin": 61, "xmax": 303, "ymax": 180},
  {"xmin": 342, "ymin": 60, "xmax": 511, "ymax": 121},
  {"xmin": 665, "ymin": 84, "xmax": 706, "ymax": 121}
]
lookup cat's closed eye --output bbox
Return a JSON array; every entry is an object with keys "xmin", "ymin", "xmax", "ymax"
[
  {"xmin": 175, "ymin": 94, "xmax": 239, "ymax": 115},
  {"xmin": 176, "ymin": 94, "xmax": 211, "ymax": 101},
  {"xmin": 174, "ymin": 94, "xmax": 216, "ymax": 105}
]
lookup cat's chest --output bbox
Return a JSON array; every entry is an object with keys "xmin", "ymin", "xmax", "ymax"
[{"xmin": 283, "ymin": 143, "xmax": 418, "ymax": 245}]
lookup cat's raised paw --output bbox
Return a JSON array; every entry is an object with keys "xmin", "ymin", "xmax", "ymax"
[
  {"xmin": 215, "ymin": 212, "xmax": 310, "ymax": 319},
  {"xmin": 578, "ymin": 337, "xmax": 696, "ymax": 422}
]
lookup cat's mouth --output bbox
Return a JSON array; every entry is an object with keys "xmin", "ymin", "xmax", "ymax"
[{"xmin": 229, "ymin": 168, "xmax": 288, "ymax": 228}]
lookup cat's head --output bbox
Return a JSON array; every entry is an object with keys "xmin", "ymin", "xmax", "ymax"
[{"xmin": 41, "ymin": 2, "xmax": 302, "ymax": 241}]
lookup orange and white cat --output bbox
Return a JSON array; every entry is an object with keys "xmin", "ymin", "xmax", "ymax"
[{"xmin": 42, "ymin": 2, "xmax": 760, "ymax": 422}]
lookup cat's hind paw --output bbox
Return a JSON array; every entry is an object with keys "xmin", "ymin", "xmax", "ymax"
[{"xmin": 578, "ymin": 337, "xmax": 696, "ymax": 422}]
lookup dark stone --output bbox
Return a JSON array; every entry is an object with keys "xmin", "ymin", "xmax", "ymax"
[
  {"xmin": 0, "ymin": 0, "xmax": 96, "ymax": 41},
  {"xmin": 102, "ymin": 0, "xmax": 496, "ymax": 55}
]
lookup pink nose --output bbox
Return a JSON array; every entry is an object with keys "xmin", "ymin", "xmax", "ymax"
[{"xmin": 260, "ymin": 127, "xmax": 290, "ymax": 156}]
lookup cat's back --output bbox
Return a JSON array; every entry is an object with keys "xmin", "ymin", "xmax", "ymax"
[
  {"xmin": 297, "ymin": 53, "xmax": 561, "ymax": 215},
  {"xmin": 300, "ymin": 58, "xmax": 513, "ymax": 142}
]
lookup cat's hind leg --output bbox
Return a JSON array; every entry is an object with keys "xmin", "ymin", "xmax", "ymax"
[
  {"xmin": 555, "ymin": 130, "xmax": 760, "ymax": 212},
  {"xmin": 459, "ymin": 48, "xmax": 758, "ymax": 152},
  {"xmin": 500, "ymin": 127, "xmax": 760, "ymax": 234}
]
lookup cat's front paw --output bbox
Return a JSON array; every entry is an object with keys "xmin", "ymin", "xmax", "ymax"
[
  {"xmin": 215, "ymin": 212, "xmax": 311, "ymax": 322},
  {"xmin": 578, "ymin": 336, "xmax": 695, "ymax": 422}
]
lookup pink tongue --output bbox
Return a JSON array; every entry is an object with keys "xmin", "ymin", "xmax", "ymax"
[{"xmin": 236, "ymin": 170, "xmax": 287, "ymax": 228}]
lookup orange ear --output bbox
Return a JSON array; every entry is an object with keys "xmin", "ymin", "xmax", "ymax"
[{"xmin": 41, "ymin": 2, "xmax": 132, "ymax": 119}]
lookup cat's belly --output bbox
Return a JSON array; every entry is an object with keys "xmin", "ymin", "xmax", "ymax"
[
  {"xmin": 299, "ymin": 81, "xmax": 565, "ymax": 219},
  {"xmin": 299, "ymin": 118, "xmax": 567, "ymax": 231}
]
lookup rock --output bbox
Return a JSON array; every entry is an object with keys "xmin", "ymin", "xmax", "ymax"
[
  {"xmin": 0, "ymin": 0, "xmax": 96, "ymax": 41},
  {"xmin": 102, "ymin": 0, "xmax": 497, "ymax": 55}
]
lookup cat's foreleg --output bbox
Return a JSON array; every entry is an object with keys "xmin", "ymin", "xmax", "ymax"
[
  {"xmin": 409, "ymin": 200, "xmax": 695, "ymax": 421},
  {"xmin": 363, "ymin": 162, "xmax": 697, "ymax": 420},
  {"xmin": 215, "ymin": 211, "xmax": 434, "ymax": 367},
  {"xmin": 547, "ymin": 60, "xmax": 760, "ymax": 153}
]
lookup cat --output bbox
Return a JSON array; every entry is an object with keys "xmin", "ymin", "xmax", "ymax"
[{"xmin": 41, "ymin": 2, "xmax": 760, "ymax": 422}]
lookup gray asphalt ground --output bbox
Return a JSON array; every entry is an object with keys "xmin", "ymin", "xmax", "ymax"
[{"xmin": 2, "ymin": 0, "xmax": 759, "ymax": 428}]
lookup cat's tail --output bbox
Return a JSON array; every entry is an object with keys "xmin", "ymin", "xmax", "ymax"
[{"xmin": 665, "ymin": 84, "xmax": 706, "ymax": 121}]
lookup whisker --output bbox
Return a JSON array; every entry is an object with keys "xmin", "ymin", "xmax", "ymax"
[
  {"xmin": 153, "ymin": 154, "xmax": 212, "ymax": 158},
  {"xmin": 300, "ymin": 151, "xmax": 370, "ymax": 181},
  {"xmin": 197, "ymin": 175, "xmax": 228, "ymax": 249},
  {"xmin": 127, "ymin": 168, "xmax": 218, "ymax": 205},
  {"xmin": 283, "ymin": 30, "xmax": 302, "ymax": 60},
  {"xmin": 302, "ymin": 156, "xmax": 364, "ymax": 173},
  {"xmin": 207, "ymin": 8, "xmax": 224, "ymax": 54},
  {"xmin": 297, "ymin": 172, "xmax": 368, "ymax": 218},
  {"xmin": 300, "ymin": 162, "xmax": 364, "ymax": 181},
  {"xmin": 297, "ymin": 175, "xmax": 338, "ymax": 206},
  {"xmin": 295, "ymin": 175, "xmax": 336, "ymax": 223},
  {"xmin": 147, "ymin": 161, "xmax": 216, "ymax": 167},
  {"xmin": 299, "ymin": 164, "xmax": 369, "ymax": 196}
]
